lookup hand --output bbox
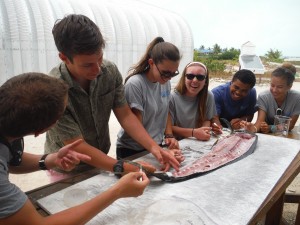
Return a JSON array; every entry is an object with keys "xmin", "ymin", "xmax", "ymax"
[
  {"xmin": 148, "ymin": 145, "xmax": 180, "ymax": 172},
  {"xmin": 169, "ymin": 148, "xmax": 185, "ymax": 163},
  {"xmin": 112, "ymin": 172, "xmax": 150, "ymax": 198},
  {"xmin": 240, "ymin": 121, "xmax": 257, "ymax": 133},
  {"xmin": 231, "ymin": 118, "xmax": 242, "ymax": 130},
  {"xmin": 260, "ymin": 122, "xmax": 270, "ymax": 133},
  {"xmin": 164, "ymin": 137, "xmax": 179, "ymax": 149},
  {"xmin": 55, "ymin": 139, "xmax": 91, "ymax": 171},
  {"xmin": 193, "ymin": 127, "xmax": 211, "ymax": 141},
  {"xmin": 211, "ymin": 123, "xmax": 222, "ymax": 135},
  {"xmin": 159, "ymin": 148, "xmax": 181, "ymax": 172}
]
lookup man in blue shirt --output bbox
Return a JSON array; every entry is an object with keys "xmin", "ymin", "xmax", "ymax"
[{"xmin": 212, "ymin": 69, "xmax": 257, "ymax": 130}]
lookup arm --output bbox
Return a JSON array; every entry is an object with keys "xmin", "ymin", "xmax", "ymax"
[
  {"xmin": 289, "ymin": 115, "xmax": 299, "ymax": 131},
  {"xmin": 231, "ymin": 114, "xmax": 254, "ymax": 130},
  {"xmin": 241, "ymin": 109, "xmax": 267, "ymax": 133},
  {"xmin": 114, "ymin": 105, "xmax": 180, "ymax": 171},
  {"xmin": 9, "ymin": 140, "xmax": 91, "ymax": 174},
  {"xmin": 62, "ymin": 138, "xmax": 140, "ymax": 173},
  {"xmin": 164, "ymin": 113, "xmax": 179, "ymax": 149},
  {"xmin": 0, "ymin": 172, "xmax": 149, "ymax": 225}
]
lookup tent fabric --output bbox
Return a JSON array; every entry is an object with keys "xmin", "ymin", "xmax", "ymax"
[{"xmin": 0, "ymin": 0, "xmax": 193, "ymax": 84}]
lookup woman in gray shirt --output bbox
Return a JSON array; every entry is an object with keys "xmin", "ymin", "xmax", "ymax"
[
  {"xmin": 242, "ymin": 65, "xmax": 300, "ymax": 133},
  {"xmin": 169, "ymin": 62, "xmax": 217, "ymax": 140},
  {"xmin": 117, "ymin": 37, "xmax": 184, "ymax": 163}
]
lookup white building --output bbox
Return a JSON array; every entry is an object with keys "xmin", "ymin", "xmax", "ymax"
[
  {"xmin": 0, "ymin": 0, "xmax": 193, "ymax": 84},
  {"xmin": 239, "ymin": 41, "xmax": 265, "ymax": 75}
]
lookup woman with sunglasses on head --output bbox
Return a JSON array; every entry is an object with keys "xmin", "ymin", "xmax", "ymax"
[
  {"xmin": 169, "ymin": 62, "xmax": 218, "ymax": 141},
  {"xmin": 116, "ymin": 37, "xmax": 184, "ymax": 165},
  {"xmin": 242, "ymin": 64, "xmax": 300, "ymax": 133}
]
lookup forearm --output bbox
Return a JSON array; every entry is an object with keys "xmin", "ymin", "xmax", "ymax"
[
  {"xmin": 9, "ymin": 152, "xmax": 45, "ymax": 174},
  {"xmin": 63, "ymin": 140, "xmax": 117, "ymax": 172},
  {"xmin": 172, "ymin": 126, "xmax": 193, "ymax": 138},
  {"xmin": 164, "ymin": 113, "xmax": 173, "ymax": 135}
]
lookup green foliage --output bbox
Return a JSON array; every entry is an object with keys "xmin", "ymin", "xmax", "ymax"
[
  {"xmin": 218, "ymin": 48, "xmax": 240, "ymax": 60},
  {"xmin": 264, "ymin": 49, "xmax": 283, "ymax": 63},
  {"xmin": 213, "ymin": 44, "xmax": 222, "ymax": 54}
]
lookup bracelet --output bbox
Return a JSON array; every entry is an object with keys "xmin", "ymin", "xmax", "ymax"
[
  {"xmin": 192, "ymin": 128, "xmax": 194, "ymax": 137},
  {"xmin": 253, "ymin": 125, "xmax": 257, "ymax": 133},
  {"xmin": 269, "ymin": 125, "xmax": 276, "ymax": 133},
  {"xmin": 164, "ymin": 134, "xmax": 174, "ymax": 138}
]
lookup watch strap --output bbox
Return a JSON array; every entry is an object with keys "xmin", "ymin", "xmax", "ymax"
[{"xmin": 39, "ymin": 154, "xmax": 49, "ymax": 170}]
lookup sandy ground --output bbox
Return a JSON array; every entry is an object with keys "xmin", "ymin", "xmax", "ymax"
[{"xmin": 10, "ymin": 79, "xmax": 300, "ymax": 224}]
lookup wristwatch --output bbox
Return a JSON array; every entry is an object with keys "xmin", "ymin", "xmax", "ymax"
[
  {"xmin": 113, "ymin": 160, "xmax": 124, "ymax": 174},
  {"xmin": 39, "ymin": 154, "xmax": 49, "ymax": 170}
]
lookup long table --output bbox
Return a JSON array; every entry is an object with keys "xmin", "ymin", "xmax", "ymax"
[{"xmin": 26, "ymin": 129, "xmax": 300, "ymax": 224}]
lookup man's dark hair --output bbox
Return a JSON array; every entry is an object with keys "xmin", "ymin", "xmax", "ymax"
[
  {"xmin": 0, "ymin": 73, "xmax": 68, "ymax": 137},
  {"xmin": 52, "ymin": 14, "xmax": 105, "ymax": 61},
  {"xmin": 232, "ymin": 69, "xmax": 256, "ymax": 88}
]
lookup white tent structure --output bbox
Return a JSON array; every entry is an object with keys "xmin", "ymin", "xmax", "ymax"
[
  {"xmin": 239, "ymin": 41, "xmax": 265, "ymax": 75},
  {"xmin": 0, "ymin": 0, "xmax": 193, "ymax": 85}
]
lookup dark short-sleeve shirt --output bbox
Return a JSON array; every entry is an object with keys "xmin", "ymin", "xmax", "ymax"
[
  {"xmin": 45, "ymin": 60, "xmax": 127, "ymax": 154},
  {"xmin": 211, "ymin": 82, "xmax": 257, "ymax": 121}
]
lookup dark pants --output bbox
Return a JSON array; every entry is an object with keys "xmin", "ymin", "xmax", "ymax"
[{"xmin": 116, "ymin": 147, "xmax": 147, "ymax": 160}]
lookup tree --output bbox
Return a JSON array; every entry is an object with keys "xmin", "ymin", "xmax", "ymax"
[
  {"xmin": 213, "ymin": 44, "xmax": 222, "ymax": 54},
  {"xmin": 199, "ymin": 45, "xmax": 205, "ymax": 50},
  {"xmin": 264, "ymin": 49, "xmax": 283, "ymax": 63}
]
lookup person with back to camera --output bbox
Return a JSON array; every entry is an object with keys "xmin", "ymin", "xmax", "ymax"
[
  {"xmin": 169, "ymin": 61, "xmax": 220, "ymax": 141},
  {"xmin": 211, "ymin": 69, "xmax": 257, "ymax": 130},
  {"xmin": 116, "ymin": 37, "xmax": 184, "ymax": 163},
  {"xmin": 45, "ymin": 14, "xmax": 181, "ymax": 177},
  {"xmin": 0, "ymin": 73, "xmax": 149, "ymax": 225},
  {"xmin": 241, "ymin": 65, "xmax": 300, "ymax": 133}
]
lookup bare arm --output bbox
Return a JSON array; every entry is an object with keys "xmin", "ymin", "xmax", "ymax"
[
  {"xmin": 114, "ymin": 105, "xmax": 180, "ymax": 171},
  {"xmin": 164, "ymin": 113, "xmax": 179, "ymax": 149},
  {"xmin": 62, "ymin": 138, "xmax": 139, "ymax": 173},
  {"xmin": 0, "ymin": 172, "xmax": 149, "ymax": 225},
  {"xmin": 9, "ymin": 140, "xmax": 91, "ymax": 174}
]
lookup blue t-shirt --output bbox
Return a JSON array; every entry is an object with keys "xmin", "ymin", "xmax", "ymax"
[{"xmin": 211, "ymin": 82, "xmax": 257, "ymax": 121}]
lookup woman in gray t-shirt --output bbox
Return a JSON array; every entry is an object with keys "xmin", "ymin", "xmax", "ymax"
[
  {"xmin": 169, "ymin": 62, "xmax": 217, "ymax": 141},
  {"xmin": 242, "ymin": 66, "xmax": 300, "ymax": 133},
  {"xmin": 117, "ymin": 37, "xmax": 184, "ymax": 161}
]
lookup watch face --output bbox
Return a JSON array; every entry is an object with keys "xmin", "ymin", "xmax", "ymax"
[
  {"xmin": 114, "ymin": 165, "xmax": 123, "ymax": 173},
  {"xmin": 113, "ymin": 161, "xmax": 124, "ymax": 173}
]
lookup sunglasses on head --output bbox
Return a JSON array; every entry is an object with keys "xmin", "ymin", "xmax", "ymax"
[{"xmin": 185, "ymin": 73, "xmax": 206, "ymax": 81}]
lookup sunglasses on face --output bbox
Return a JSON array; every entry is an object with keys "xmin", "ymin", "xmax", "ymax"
[
  {"xmin": 185, "ymin": 73, "xmax": 206, "ymax": 81},
  {"xmin": 155, "ymin": 64, "xmax": 179, "ymax": 79}
]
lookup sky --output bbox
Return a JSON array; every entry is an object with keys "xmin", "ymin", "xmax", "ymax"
[{"xmin": 141, "ymin": 0, "xmax": 300, "ymax": 57}]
